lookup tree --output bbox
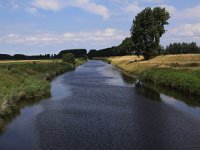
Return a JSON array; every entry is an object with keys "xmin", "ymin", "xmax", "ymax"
[
  {"xmin": 130, "ymin": 7, "xmax": 170, "ymax": 60},
  {"xmin": 118, "ymin": 37, "xmax": 135, "ymax": 55},
  {"xmin": 87, "ymin": 49, "xmax": 97, "ymax": 59},
  {"xmin": 62, "ymin": 53, "xmax": 75, "ymax": 66},
  {"xmin": 59, "ymin": 49, "xmax": 87, "ymax": 58}
]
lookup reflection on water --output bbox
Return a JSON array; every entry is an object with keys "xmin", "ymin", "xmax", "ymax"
[
  {"xmin": 51, "ymin": 75, "xmax": 72, "ymax": 99},
  {"xmin": 102, "ymin": 60, "xmax": 200, "ymax": 110},
  {"xmin": 99, "ymin": 62, "xmax": 200, "ymax": 120},
  {"xmin": 98, "ymin": 62, "xmax": 135, "ymax": 87},
  {"xmin": 120, "ymin": 72, "xmax": 136, "ymax": 84},
  {"xmin": 135, "ymin": 82, "xmax": 200, "ymax": 119},
  {"xmin": 0, "ymin": 95, "xmax": 49, "ymax": 133},
  {"xmin": 161, "ymin": 94, "xmax": 200, "ymax": 119},
  {"xmin": 137, "ymin": 83, "xmax": 200, "ymax": 107},
  {"xmin": 135, "ymin": 83, "xmax": 162, "ymax": 102}
]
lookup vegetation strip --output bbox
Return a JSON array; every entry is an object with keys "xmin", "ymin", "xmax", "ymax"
[
  {"xmin": 106, "ymin": 55, "xmax": 200, "ymax": 96},
  {"xmin": 0, "ymin": 59, "xmax": 86, "ymax": 130},
  {"xmin": 140, "ymin": 68, "xmax": 200, "ymax": 96}
]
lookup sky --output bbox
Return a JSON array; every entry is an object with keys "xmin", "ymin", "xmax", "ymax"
[{"xmin": 0, "ymin": 0, "xmax": 200, "ymax": 55}]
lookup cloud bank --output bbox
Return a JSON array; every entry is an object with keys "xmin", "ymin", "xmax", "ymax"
[
  {"xmin": 32, "ymin": 0, "xmax": 110, "ymax": 19},
  {"xmin": 0, "ymin": 28, "xmax": 126, "ymax": 45}
]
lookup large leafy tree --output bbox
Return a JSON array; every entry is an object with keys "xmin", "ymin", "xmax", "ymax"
[{"xmin": 131, "ymin": 7, "xmax": 170, "ymax": 60}]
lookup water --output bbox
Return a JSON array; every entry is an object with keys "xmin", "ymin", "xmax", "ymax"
[{"xmin": 1, "ymin": 60, "xmax": 200, "ymax": 150}]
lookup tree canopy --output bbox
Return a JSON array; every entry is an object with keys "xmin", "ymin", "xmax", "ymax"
[
  {"xmin": 62, "ymin": 53, "xmax": 75, "ymax": 65},
  {"xmin": 0, "ymin": 54, "xmax": 57, "ymax": 60},
  {"xmin": 87, "ymin": 37, "xmax": 134, "ymax": 58},
  {"xmin": 131, "ymin": 7, "xmax": 170, "ymax": 59},
  {"xmin": 165, "ymin": 42, "xmax": 200, "ymax": 54},
  {"xmin": 59, "ymin": 49, "xmax": 87, "ymax": 58}
]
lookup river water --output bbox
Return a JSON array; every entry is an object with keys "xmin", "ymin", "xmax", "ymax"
[{"xmin": 1, "ymin": 60, "xmax": 200, "ymax": 150}]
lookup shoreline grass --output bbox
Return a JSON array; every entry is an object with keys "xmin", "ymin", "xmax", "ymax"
[
  {"xmin": 140, "ymin": 68, "xmax": 200, "ymax": 96},
  {"xmin": 0, "ymin": 59, "xmax": 86, "ymax": 130},
  {"xmin": 106, "ymin": 54, "xmax": 200, "ymax": 96}
]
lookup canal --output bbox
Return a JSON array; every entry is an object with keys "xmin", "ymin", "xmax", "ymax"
[{"xmin": 1, "ymin": 60, "xmax": 200, "ymax": 150}]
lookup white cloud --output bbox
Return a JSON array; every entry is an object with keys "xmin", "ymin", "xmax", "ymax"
[
  {"xmin": 122, "ymin": 2, "xmax": 143, "ymax": 14},
  {"xmin": 158, "ymin": 4, "xmax": 176, "ymax": 14},
  {"xmin": 167, "ymin": 23, "xmax": 200, "ymax": 38},
  {"xmin": 156, "ymin": 4, "xmax": 200, "ymax": 21},
  {"xmin": 73, "ymin": 0, "xmax": 110, "ymax": 19},
  {"xmin": 122, "ymin": 2, "xmax": 175, "ymax": 16},
  {"xmin": 163, "ymin": 23, "xmax": 200, "ymax": 44},
  {"xmin": 26, "ymin": 6, "xmax": 38, "ymax": 14},
  {"xmin": 33, "ymin": 0, "xmax": 63, "ymax": 11},
  {"xmin": 146, "ymin": 0, "xmax": 161, "ymax": 2},
  {"xmin": 10, "ymin": 0, "xmax": 20, "ymax": 10},
  {"xmin": 0, "ymin": 28, "xmax": 126, "ymax": 45},
  {"xmin": 32, "ymin": 0, "xmax": 110, "ymax": 19},
  {"xmin": 176, "ymin": 5, "xmax": 200, "ymax": 19}
]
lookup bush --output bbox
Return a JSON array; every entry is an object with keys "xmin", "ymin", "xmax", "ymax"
[{"xmin": 62, "ymin": 53, "xmax": 75, "ymax": 65}]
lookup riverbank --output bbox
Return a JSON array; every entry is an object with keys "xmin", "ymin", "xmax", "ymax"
[
  {"xmin": 0, "ymin": 59, "xmax": 86, "ymax": 130},
  {"xmin": 106, "ymin": 54, "xmax": 200, "ymax": 96}
]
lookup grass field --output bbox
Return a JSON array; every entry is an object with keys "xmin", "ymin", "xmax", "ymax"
[
  {"xmin": 0, "ymin": 60, "xmax": 48, "ymax": 63},
  {"xmin": 0, "ymin": 59, "xmax": 62, "ymax": 64},
  {"xmin": 107, "ymin": 54, "xmax": 200, "ymax": 75},
  {"xmin": 0, "ymin": 59, "xmax": 85, "ymax": 124},
  {"xmin": 107, "ymin": 54, "xmax": 200, "ymax": 96}
]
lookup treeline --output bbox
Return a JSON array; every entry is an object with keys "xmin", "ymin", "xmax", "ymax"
[
  {"xmin": 0, "ymin": 54, "xmax": 59, "ymax": 60},
  {"xmin": 0, "ymin": 49, "xmax": 87, "ymax": 60},
  {"xmin": 1, "ymin": 42, "xmax": 200, "ymax": 60},
  {"xmin": 87, "ymin": 37, "xmax": 134, "ymax": 58},
  {"xmin": 165, "ymin": 42, "xmax": 200, "ymax": 54},
  {"xmin": 87, "ymin": 40, "xmax": 200, "ymax": 58}
]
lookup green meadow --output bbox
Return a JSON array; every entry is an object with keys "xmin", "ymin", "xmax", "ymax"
[{"xmin": 0, "ymin": 59, "xmax": 84, "ymax": 116}]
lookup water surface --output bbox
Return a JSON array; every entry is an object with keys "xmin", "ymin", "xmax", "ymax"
[{"xmin": 1, "ymin": 60, "xmax": 200, "ymax": 150}]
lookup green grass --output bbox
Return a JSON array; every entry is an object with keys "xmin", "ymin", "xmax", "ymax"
[
  {"xmin": 75, "ymin": 58, "xmax": 87, "ymax": 66},
  {"xmin": 107, "ymin": 55, "xmax": 200, "ymax": 96},
  {"xmin": 140, "ymin": 68, "xmax": 200, "ymax": 96},
  {"xmin": 0, "ymin": 59, "xmax": 86, "ymax": 114},
  {"xmin": 0, "ymin": 58, "xmax": 86, "ymax": 129},
  {"xmin": 0, "ymin": 62, "xmax": 70, "ymax": 108}
]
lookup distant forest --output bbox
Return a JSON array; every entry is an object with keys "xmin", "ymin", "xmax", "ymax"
[
  {"xmin": 87, "ymin": 37, "xmax": 134, "ymax": 58},
  {"xmin": 165, "ymin": 42, "xmax": 200, "ymax": 54},
  {"xmin": 0, "ymin": 54, "xmax": 58, "ymax": 60},
  {"xmin": 0, "ymin": 40, "xmax": 200, "ymax": 60},
  {"xmin": 0, "ymin": 49, "xmax": 87, "ymax": 60},
  {"xmin": 87, "ymin": 39, "xmax": 200, "ymax": 58}
]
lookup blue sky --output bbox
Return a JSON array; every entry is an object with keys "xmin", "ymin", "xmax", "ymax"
[{"xmin": 0, "ymin": 0, "xmax": 199, "ymax": 55}]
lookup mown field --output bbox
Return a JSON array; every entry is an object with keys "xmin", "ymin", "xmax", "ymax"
[
  {"xmin": 0, "ymin": 59, "xmax": 85, "ymax": 126},
  {"xmin": 107, "ymin": 54, "xmax": 200, "ymax": 96}
]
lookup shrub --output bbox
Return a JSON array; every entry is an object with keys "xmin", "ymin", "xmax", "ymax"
[{"xmin": 62, "ymin": 53, "xmax": 75, "ymax": 65}]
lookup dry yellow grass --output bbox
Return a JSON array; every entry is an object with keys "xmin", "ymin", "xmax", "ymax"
[{"xmin": 107, "ymin": 54, "xmax": 200, "ymax": 75}]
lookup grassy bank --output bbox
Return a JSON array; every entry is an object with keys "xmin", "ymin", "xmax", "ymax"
[
  {"xmin": 107, "ymin": 54, "xmax": 200, "ymax": 96},
  {"xmin": 140, "ymin": 68, "xmax": 200, "ymax": 96},
  {"xmin": 0, "ymin": 59, "xmax": 85, "ymax": 129},
  {"xmin": 107, "ymin": 54, "xmax": 200, "ymax": 75}
]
